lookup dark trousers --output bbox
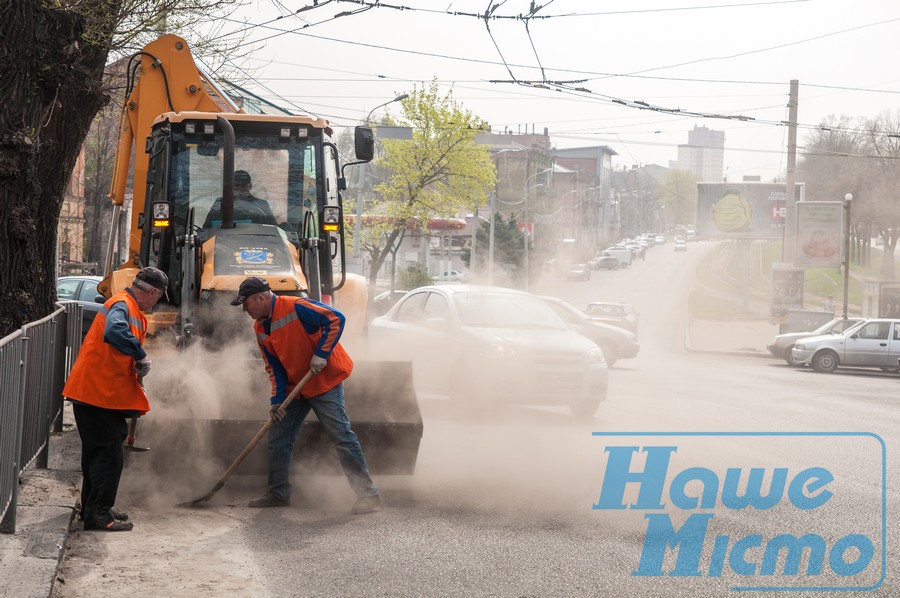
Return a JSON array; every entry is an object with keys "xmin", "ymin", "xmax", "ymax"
[{"xmin": 72, "ymin": 402, "xmax": 128, "ymax": 526}]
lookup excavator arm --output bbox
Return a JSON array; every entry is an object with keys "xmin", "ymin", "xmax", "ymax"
[{"xmin": 107, "ymin": 35, "xmax": 243, "ymax": 269}]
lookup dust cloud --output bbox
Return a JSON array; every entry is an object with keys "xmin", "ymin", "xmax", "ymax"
[
  {"xmin": 119, "ymin": 323, "xmax": 603, "ymax": 522},
  {"xmin": 121, "ymin": 334, "xmax": 274, "ymax": 509}
]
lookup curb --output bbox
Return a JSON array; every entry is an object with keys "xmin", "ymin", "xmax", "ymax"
[{"xmin": 684, "ymin": 319, "xmax": 776, "ymax": 359}]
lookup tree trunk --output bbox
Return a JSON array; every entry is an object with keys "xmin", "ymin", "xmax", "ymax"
[{"xmin": 0, "ymin": 1, "xmax": 118, "ymax": 336}]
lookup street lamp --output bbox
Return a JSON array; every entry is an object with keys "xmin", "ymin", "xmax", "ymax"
[
  {"xmin": 524, "ymin": 167, "xmax": 551, "ymax": 291},
  {"xmin": 842, "ymin": 193, "xmax": 853, "ymax": 320},
  {"xmin": 353, "ymin": 93, "xmax": 409, "ymax": 258}
]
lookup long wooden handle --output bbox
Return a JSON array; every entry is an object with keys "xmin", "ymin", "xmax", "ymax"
[{"xmin": 214, "ymin": 370, "xmax": 315, "ymax": 485}]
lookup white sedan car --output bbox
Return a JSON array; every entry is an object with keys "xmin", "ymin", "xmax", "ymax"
[
  {"xmin": 791, "ymin": 319, "xmax": 900, "ymax": 373},
  {"xmin": 369, "ymin": 285, "xmax": 608, "ymax": 416}
]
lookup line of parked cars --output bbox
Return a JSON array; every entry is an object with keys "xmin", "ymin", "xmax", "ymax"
[
  {"xmin": 767, "ymin": 317, "xmax": 863, "ymax": 366},
  {"xmin": 788, "ymin": 318, "xmax": 900, "ymax": 373}
]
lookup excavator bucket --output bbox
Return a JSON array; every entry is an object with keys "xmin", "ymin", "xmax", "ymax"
[{"xmin": 139, "ymin": 360, "xmax": 422, "ymax": 480}]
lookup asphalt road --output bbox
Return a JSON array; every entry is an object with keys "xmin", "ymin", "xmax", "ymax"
[{"xmin": 56, "ymin": 241, "xmax": 899, "ymax": 597}]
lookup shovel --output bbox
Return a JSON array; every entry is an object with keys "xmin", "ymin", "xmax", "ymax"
[
  {"xmin": 178, "ymin": 370, "xmax": 314, "ymax": 508},
  {"xmin": 125, "ymin": 378, "xmax": 151, "ymax": 460},
  {"xmin": 125, "ymin": 417, "xmax": 150, "ymax": 453}
]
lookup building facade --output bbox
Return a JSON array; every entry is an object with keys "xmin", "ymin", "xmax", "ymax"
[{"xmin": 677, "ymin": 125, "xmax": 724, "ymax": 183}]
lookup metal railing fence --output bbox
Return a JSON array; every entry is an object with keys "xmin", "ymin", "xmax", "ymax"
[{"xmin": 0, "ymin": 302, "xmax": 82, "ymax": 533}]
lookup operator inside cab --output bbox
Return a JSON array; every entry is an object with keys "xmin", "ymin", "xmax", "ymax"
[{"xmin": 203, "ymin": 170, "xmax": 277, "ymax": 228}]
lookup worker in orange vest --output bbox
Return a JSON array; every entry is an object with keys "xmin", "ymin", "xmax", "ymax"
[
  {"xmin": 63, "ymin": 267, "xmax": 169, "ymax": 531},
  {"xmin": 231, "ymin": 277, "xmax": 380, "ymax": 514}
]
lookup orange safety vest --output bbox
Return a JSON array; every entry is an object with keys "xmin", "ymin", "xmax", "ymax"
[
  {"xmin": 63, "ymin": 290, "xmax": 150, "ymax": 414},
  {"xmin": 255, "ymin": 295, "xmax": 353, "ymax": 399}
]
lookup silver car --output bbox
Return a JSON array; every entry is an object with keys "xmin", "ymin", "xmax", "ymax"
[
  {"xmin": 767, "ymin": 317, "xmax": 864, "ymax": 365},
  {"xmin": 791, "ymin": 319, "xmax": 900, "ymax": 373},
  {"xmin": 56, "ymin": 275, "xmax": 104, "ymax": 340},
  {"xmin": 541, "ymin": 296, "xmax": 639, "ymax": 367},
  {"xmin": 369, "ymin": 285, "xmax": 608, "ymax": 416}
]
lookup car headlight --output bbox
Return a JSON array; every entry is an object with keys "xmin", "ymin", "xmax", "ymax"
[
  {"xmin": 794, "ymin": 344, "xmax": 805, "ymax": 351},
  {"xmin": 589, "ymin": 347, "xmax": 605, "ymax": 363}
]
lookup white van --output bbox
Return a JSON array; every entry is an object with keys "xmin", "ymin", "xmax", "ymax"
[{"xmin": 604, "ymin": 248, "xmax": 632, "ymax": 268}]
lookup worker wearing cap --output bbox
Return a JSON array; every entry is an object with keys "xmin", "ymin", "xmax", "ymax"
[
  {"xmin": 63, "ymin": 267, "xmax": 169, "ymax": 531},
  {"xmin": 203, "ymin": 170, "xmax": 276, "ymax": 227},
  {"xmin": 232, "ymin": 277, "xmax": 381, "ymax": 514}
]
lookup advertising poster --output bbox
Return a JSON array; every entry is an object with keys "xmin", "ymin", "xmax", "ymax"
[
  {"xmin": 771, "ymin": 266, "xmax": 804, "ymax": 319},
  {"xmin": 881, "ymin": 285, "xmax": 900, "ymax": 318},
  {"xmin": 696, "ymin": 182, "xmax": 804, "ymax": 239},
  {"xmin": 796, "ymin": 201, "xmax": 843, "ymax": 267}
]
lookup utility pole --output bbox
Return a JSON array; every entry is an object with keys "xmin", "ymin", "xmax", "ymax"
[{"xmin": 783, "ymin": 79, "xmax": 799, "ymax": 264}]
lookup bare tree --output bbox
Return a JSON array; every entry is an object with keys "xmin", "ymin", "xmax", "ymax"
[
  {"xmin": 0, "ymin": 0, "xmax": 244, "ymax": 336},
  {"xmin": 799, "ymin": 113, "xmax": 900, "ymax": 279}
]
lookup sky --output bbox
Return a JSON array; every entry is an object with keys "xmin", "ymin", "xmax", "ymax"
[{"xmin": 200, "ymin": 0, "xmax": 900, "ymax": 182}]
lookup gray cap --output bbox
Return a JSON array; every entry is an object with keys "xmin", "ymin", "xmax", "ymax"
[
  {"xmin": 230, "ymin": 277, "xmax": 270, "ymax": 305},
  {"xmin": 135, "ymin": 267, "xmax": 169, "ymax": 292}
]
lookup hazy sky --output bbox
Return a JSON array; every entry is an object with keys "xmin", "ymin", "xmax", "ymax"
[{"xmin": 208, "ymin": 0, "xmax": 900, "ymax": 182}]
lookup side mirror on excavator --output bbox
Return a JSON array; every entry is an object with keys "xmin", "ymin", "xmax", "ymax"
[{"xmin": 355, "ymin": 126, "xmax": 374, "ymax": 162}]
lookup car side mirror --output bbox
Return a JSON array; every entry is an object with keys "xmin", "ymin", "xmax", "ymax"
[{"xmin": 94, "ymin": 295, "xmax": 106, "ymax": 304}]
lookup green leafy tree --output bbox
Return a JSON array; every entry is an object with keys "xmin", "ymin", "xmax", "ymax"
[
  {"xmin": 357, "ymin": 81, "xmax": 496, "ymax": 289},
  {"xmin": 461, "ymin": 213, "xmax": 524, "ymax": 278}
]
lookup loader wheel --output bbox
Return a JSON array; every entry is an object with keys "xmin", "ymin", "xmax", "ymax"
[
  {"xmin": 811, "ymin": 350, "xmax": 839, "ymax": 373},
  {"xmin": 570, "ymin": 398, "xmax": 600, "ymax": 418}
]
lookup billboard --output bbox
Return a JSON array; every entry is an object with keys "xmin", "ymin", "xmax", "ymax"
[
  {"xmin": 771, "ymin": 265, "xmax": 804, "ymax": 320},
  {"xmin": 696, "ymin": 182, "xmax": 804, "ymax": 239},
  {"xmin": 796, "ymin": 201, "xmax": 843, "ymax": 267},
  {"xmin": 881, "ymin": 285, "xmax": 900, "ymax": 318}
]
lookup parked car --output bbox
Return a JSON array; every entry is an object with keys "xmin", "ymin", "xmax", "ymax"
[
  {"xmin": 541, "ymin": 296, "xmax": 639, "ymax": 366},
  {"xmin": 56, "ymin": 275, "xmax": 104, "ymax": 339},
  {"xmin": 370, "ymin": 289, "xmax": 410, "ymax": 318},
  {"xmin": 624, "ymin": 242, "xmax": 646, "ymax": 259},
  {"xmin": 565, "ymin": 263, "xmax": 591, "ymax": 282},
  {"xmin": 604, "ymin": 247, "xmax": 633, "ymax": 268},
  {"xmin": 791, "ymin": 319, "xmax": 900, "ymax": 373},
  {"xmin": 434, "ymin": 270, "xmax": 464, "ymax": 282},
  {"xmin": 674, "ymin": 236, "xmax": 687, "ymax": 252},
  {"xmin": 369, "ymin": 285, "xmax": 608, "ymax": 416},
  {"xmin": 585, "ymin": 301, "xmax": 639, "ymax": 334},
  {"xmin": 654, "ymin": 234, "xmax": 666, "ymax": 244},
  {"xmin": 589, "ymin": 253, "xmax": 620, "ymax": 271},
  {"xmin": 767, "ymin": 317, "xmax": 864, "ymax": 365}
]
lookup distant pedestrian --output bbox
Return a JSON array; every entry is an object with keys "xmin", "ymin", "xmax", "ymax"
[
  {"xmin": 824, "ymin": 296, "xmax": 834, "ymax": 314},
  {"xmin": 63, "ymin": 267, "xmax": 169, "ymax": 532}
]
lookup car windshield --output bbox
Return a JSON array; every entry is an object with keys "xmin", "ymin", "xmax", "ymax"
[
  {"xmin": 842, "ymin": 320, "xmax": 867, "ymax": 336},
  {"xmin": 455, "ymin": 292, "xmax": 567, "ymax": 330},
  {"xmin": 587, "ymin": 304, "xmax": 623, "ymax": 317},
  {"xmin": 811, "ymin": 318, "xmax": 856, "ymax": 335}
]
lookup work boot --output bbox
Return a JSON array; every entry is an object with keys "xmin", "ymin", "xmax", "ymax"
[
  {"xmin": 351, "ymin": 494, "xmax": 381, "ymax": 515},
  {"xmin": 248, "ymin": 492, "xmax": 290, "ymax": 508},
  {"xmin": 79, "ymin": 508, "xmax": 129, "ymax": 522},
  {"xmin": 84, "ymin": 518, "xmax": 133, "ymax": 532}
]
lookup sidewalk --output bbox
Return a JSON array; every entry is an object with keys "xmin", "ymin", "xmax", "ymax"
[
  {"xmin": 0, "ymin": 407, "xmax": 80, "ymax": 598},
  {"xmin": 687, "ymin": 318, "xmax": 779, "ymax": 358}
]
